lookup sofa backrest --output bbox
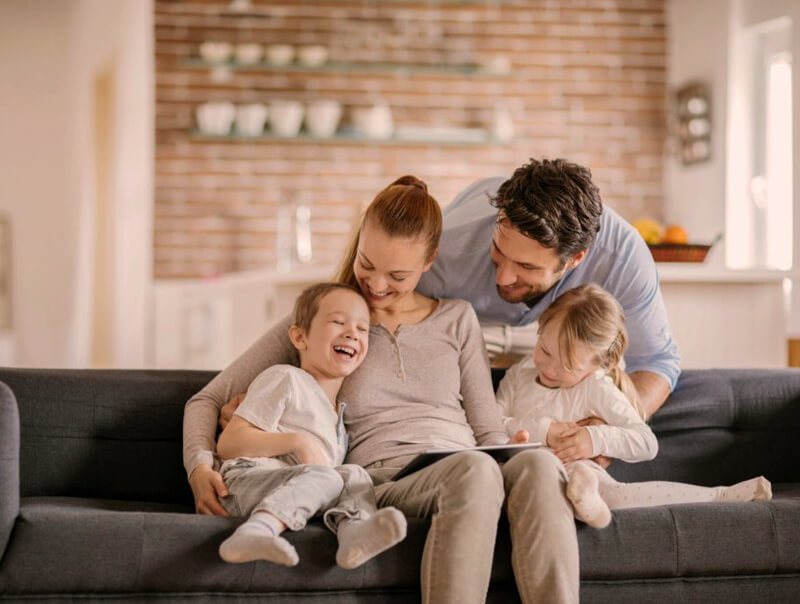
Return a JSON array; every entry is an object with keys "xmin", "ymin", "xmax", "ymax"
[
  {"xmin": 4, "ymin": 366, "xmax": 800, "ymax": 504},
  {"xmin": 0, "ymin": 368, "xmax": 216, "ymax": 505}
]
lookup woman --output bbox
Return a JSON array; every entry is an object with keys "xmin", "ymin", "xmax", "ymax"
[{"xmin": 183, "ymin": 176, "xmax": 579, "ymax": 604}]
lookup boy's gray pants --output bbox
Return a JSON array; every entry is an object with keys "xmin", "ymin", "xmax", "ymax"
[{"xmin": 220, "ymin": 459, "xmax": 377, "ymax": 532}]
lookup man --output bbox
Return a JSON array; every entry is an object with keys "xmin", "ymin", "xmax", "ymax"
[{"xmin": 418, "ymin": 158, "xmax": 680, "ymax": 416}]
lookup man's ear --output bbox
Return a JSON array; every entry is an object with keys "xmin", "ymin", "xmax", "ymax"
[
  {"xmin": 288, "ymin": 324, "xmax": 307, "ymax": 352},
  {"xmin": 566, "ymin": 248, "xmax": 588, "ymax": 270}
]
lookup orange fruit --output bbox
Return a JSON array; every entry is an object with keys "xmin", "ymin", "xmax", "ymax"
[{"xmin": 663, "ymin": 225, "xmax": 688, "ymax": 245}]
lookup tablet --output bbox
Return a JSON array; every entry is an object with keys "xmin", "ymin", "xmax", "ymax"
[{"xmin": 391, "ymin": 442, "xmax": 544, "ymax": 481}]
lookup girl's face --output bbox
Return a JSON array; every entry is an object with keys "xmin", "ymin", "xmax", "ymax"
[
  {"xmin": 353, "ymin": 221, "xmax": 434, "ymax": 311},
  {"xmin": 533, "ymin": 318, "xmax": 601, "ymax": 389}
]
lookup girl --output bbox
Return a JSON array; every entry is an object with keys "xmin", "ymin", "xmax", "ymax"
[{"xmin": 496, "ymin": 283, "xmax": 772, "ymax": 529}]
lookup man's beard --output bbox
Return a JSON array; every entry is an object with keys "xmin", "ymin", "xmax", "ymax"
[{"xmin": 495, "ymin": 271, "xmax": 564, "ymax": 307}]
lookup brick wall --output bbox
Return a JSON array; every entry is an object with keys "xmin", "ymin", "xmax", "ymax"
[{"xmin": 155, "ymin": 0, "xmax": 667, "ymax": 278}]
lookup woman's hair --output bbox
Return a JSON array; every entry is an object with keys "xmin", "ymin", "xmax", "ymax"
[
  {"xmin": 293, "ymin": 282, "xmax": 365, "ymax": 332},
  {"xmin": 335, "ymin": 175, "xmax": 442, "ymax": 287},
  {"xmin": 537, "ymin": 284, "xmax": 646, "ymax": 419}
]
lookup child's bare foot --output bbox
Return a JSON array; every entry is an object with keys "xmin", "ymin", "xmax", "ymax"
[
  {"xmin": 336, "ymin": 507, "xmax": 407, "ymax": 569},
  {"xmin": 567, "ymin": 463, "xmax": 612, "ymax": 529}
]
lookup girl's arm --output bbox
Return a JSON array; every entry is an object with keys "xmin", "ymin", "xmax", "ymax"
[
  {"xmin": 182, "ymin": 315, "xmax": 298, "ymax": 480},
  {"xmin": 217, "ymin": 416, "xmax": 329, "ymax": 465},
  {"xmin": 583, "ymin": 378, "xmax": 659, "ymax": 463},
  {"xmin": 456, "ymin": 303, "xmax": 512, "ymax": 446}
]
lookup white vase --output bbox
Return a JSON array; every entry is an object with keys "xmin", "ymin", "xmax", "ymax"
[
  {"xmin": 196, "ymin": 102, "xmax": 235, "ymax": 135},
  {"xmin": 306, "ymin": 100, "xmax": 342, "ymax": 138},
  {"xmin": 235, "ymin": 103, "xmax": 268, "ymax": 136},
  {"xmin": 269, "ymin": 100, "xmax": 304, "ymax": 137}
]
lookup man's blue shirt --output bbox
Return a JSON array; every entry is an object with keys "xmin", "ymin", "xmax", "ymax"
[{"xmin": 417, "ymin": 177, "xmax": 681, "ymax": 390}]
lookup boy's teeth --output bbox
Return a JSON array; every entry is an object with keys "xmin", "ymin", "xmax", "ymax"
[{"xmin": 334, "ymin": 345, "xmax": 356, "ymax": 357}]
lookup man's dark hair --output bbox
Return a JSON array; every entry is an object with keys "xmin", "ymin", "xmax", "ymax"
[{"xmin": 490, "ymin": 158, "xmax": 603, "ymax": 261}]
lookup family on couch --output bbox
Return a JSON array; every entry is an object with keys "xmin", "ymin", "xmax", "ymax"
[{"xmin": 183, "ymin": 159, "xmax": 769, "ymax": 604}]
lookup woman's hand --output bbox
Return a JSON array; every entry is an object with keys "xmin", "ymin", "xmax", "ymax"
[
  {"xmin": 577, "ymin": 416, "xmax": 612, "ymax": 469},
  {"xmin": 292, "ymin": 433, "xmax": 330, "ymax": 466},
  {"xmin": 188, "ymin": 464, "xmax": 230, "ymax": 516},
  {"xmin": 219, "ymin": 393, "xmax": 246, "ymax": 431},
  {"xmin": 549, "ymin": 426, "xmax": 593, "ymax": 464},
  {"xmin": 507, "ymin": 429, "xmax": 529, "ymax": 444}
]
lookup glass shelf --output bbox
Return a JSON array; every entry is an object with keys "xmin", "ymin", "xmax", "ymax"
[
  {"xmin": 189, "ymin": 128, "xmax": 511, "ymax": 146},
  {"xmin": 220, "ymin": 0, "xmax": 515, "ymax": 17},
  {"xmin": 183, "ymin": 58, "xmax": 512, "ymax": 78}
]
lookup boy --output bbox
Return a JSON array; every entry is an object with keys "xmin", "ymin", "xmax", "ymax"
[{"xmin": 216, "ymin": 282, "xmax": 406, "ymax": 568}]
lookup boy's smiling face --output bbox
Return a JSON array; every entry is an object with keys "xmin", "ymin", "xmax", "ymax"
[{"xmin": 292, "ymin": 288, "xmax": 370, "ymax": 380}]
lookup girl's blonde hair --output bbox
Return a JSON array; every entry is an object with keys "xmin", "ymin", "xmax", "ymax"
[
  {"xmin": 335, "ymin": 175, "xmax": 442, "ymax": 287},
  {"xmin": 538, "ymin": 284, "xmax": 646, "ymax": 420}
]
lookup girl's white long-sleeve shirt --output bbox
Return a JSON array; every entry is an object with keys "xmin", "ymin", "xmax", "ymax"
[{"xmin": 496, "ymin": 358, "xmax": 658, "ymax": 463}]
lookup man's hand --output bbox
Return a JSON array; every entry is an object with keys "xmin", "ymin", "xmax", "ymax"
[
  {"xmin": 576, "ymin": 416, "xmax": 612, "ymax": 468},
  {"xmin": 219, "ymin": 393, "xmax": 245, "ymax": 431},
  {"xmin": 549, "ymin": 426, "xmax": 593, "ymax": 464},
  {"xmin": 292, "ymin": 433, "xmax": 330, "ymax": 466},
  {"xmin": 507, "ymin": 429, "xmax": 529, "ymax": 444},
  {"xmin": 188, "ymin": 464, "xmax": 230, "ymax": 516}
]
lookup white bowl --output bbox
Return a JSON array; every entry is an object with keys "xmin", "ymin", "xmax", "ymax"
[
  {"xmin": 199, "ymin": 41, "xmax": 234, "ymax": 64},
  {"xmin": 235, "ymin": 43, "xmax": 263, "ymax": 65},
  {"xmin": 306, "ymin": 100, "xmax": 342, "ymax": 138},
  {"xmin": 269, "ymin": 100, "xmax": 304, "ymax": 137},
  {"xmin": 298, "ymin": 45, "xmax": 329, "ymax": 67},
  {"xmin": 266, "ymin": 44, "xmax": 295, "ymax": 66},
  {"xmin": 235, "ymin": 103, "xmax": 269, "ymax": 136},
  {"xmin": 196, "ymin": 102, "xmax": 235, "ymax": 135}
]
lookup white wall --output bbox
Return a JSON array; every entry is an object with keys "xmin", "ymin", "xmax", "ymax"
[
  {"xmin": 665, "ymin": 0, "xmax": 731, "ymax": 265},
  {"xmin": 0, "ymin": 0, "xmax": 153, "ymax": 367}
]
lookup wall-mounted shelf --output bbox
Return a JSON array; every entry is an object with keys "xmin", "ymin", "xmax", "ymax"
[
  {"xmin": 183, "ymin": 58, "xmax": 512, "ymax": 78},
  {"xmin": 189, "ymin": 128, "xmax": 511, "ymax": 147}
]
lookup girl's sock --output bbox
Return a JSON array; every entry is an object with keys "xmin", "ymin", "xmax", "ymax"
[
  {"xmin": 335, "ymin": 507, "xmax": 407, "ymax": 569},
  {"xmin": 219, "ymin": 512, "xmax": 299, "ymax": 566},
  {"xmin": 566, "ymin": 463, "xmax": 612, "ymax": 529},
  {"xmin": 717, "ymin": 476, "xmax": 772, "ymax": 502}
]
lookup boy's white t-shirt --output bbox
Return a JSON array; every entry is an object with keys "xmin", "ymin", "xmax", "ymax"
[
  {"xmin": 495, "ymin": 357, "xmax": 658, "ymax": 463},
  {"xmin": 221, "ymin": 364, "xmax": 348, "ymax": 472}
]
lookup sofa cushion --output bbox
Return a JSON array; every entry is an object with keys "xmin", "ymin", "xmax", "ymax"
[
  {"xmin": 3, "ymin": 491, "xmax": 799, "ymax": 598},
  {"xmin": 0, "ymin": 497, "xmax": 426, "ymax": 597}
]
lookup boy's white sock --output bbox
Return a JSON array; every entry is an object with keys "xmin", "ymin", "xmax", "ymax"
[
  {"xmin": 566, "ymin": 463, "xmax": 612, "ymax": 529},
  {"xmin": 219, "ymin": 512, "xmax": 299, "ymax": 566},
  {"xmin": 335, "ymin": 507, "xmax": 407, "ymax": 569},
  {"xmin": 717, "ymin": 476, "xmax": 772, "ymax": 502}
]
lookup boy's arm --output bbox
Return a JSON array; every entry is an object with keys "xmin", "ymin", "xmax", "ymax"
[{"xmin": 217, "ymin": 416, "xmax": 329, "ymax": 466}]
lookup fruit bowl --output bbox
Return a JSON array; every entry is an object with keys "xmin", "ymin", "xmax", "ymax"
[{"xmin": 647, "ymin": 243, "xmax": 711, "ymax": 263}]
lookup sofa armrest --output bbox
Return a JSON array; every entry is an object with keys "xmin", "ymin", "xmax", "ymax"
[{"xmin": 0, "ymin": 380, "xmax": 19, "ymax": 560}]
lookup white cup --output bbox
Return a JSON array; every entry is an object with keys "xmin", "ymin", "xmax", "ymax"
[
  {"xmin": 306, "ymin": 100, "xmax": 342, "ymax": 138},
  {"xmin": 235, "ymin": 103, "xmax": 268, "ymax": 136},
  {"xmin": 298, "ymin": 45, "xmax": 329, "ymax": 67},
  {"xmin": 235, "ymin": 43, "xmax": 263, "ymax": 65},
  {"xmin": 266, "ymin": 44, "xmax": 295, "ymax": 66},
  {"xmin": 269, "ymin": 100, "xmax": 304, "ymax": 137},
  {"xmin": 199, "ymin": 41, "xmax": 234, "ymax": 64},
  {"xmin": 196, "ymin": 102, "xmax": 235, "ymax": 135}
]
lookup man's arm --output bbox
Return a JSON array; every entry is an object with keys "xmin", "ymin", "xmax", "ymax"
[{"xmin": 630, "ymin": 370, "xmax": 671, "ymax": 417}]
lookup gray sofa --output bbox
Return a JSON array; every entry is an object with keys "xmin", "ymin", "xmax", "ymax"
[{"xmin": 1, "ymin": 366, "xmax": 799, "ymax": 603}]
